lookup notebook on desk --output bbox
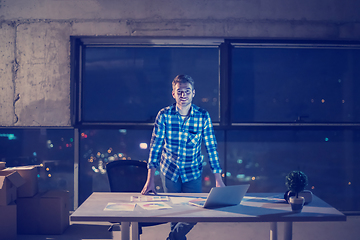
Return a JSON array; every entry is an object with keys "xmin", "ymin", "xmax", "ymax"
[{"xmin": 189, "ymin": 184, "xmax": 250, "ymax": 208}]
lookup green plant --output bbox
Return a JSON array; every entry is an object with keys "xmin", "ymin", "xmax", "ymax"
[{"xmin": 285, "ymin": 170, "xmax": 308, "ymax": 198}]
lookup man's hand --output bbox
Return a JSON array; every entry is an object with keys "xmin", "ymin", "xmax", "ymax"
[
  {"xmin": 214, "ymin": 173, "xmax": 226, "ymax": 187},
  {"xmin": 141, "ymin": 168, "xmax": 157, "ymax": 195},
  {"xmin": 141, "ymin": 180, "xmax": 156, "ymax": 195}
]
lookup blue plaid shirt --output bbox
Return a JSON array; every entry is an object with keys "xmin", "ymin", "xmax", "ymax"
[{"xmin": 148, "ymin": 103, "xmax": 222, "ymax": 183}]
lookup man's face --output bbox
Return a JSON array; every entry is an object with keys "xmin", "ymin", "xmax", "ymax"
[{"xmin": 172, "ymin": 82, "xmax": 195, "ymax": 107}]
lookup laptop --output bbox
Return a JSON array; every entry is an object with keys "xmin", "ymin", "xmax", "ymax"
[{"xmin": 189, "ymin": 184, "xmax": 250, "ymax": 208}]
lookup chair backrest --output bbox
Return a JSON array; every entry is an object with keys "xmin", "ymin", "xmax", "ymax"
[{"xmin": 106, "ymin": 160, "xmax": 148, "ymax": 192}]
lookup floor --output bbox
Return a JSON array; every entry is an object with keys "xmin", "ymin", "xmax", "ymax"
[{"xmin": 16, "ymin": 215, "xmax": 360, "ymax": 240}]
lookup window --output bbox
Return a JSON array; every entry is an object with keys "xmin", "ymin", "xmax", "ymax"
[
  {"xmin": 78, "ymin": 129, "xmax": 225, "ymax": 203},
  {"xmin": 226, "ymin": 129, "xmax": 360, "ymax": 211},
  {"xmin": 232, "ymin": 44, "xmax": 360, "ymax": 123},
  {"xmin": 81, "ymin": 44, "xmax": 220, "ymax": 123},
  {"xmin": 72, "ymin": 37, "xmax": 360, "ymax": 212},
  {"xmin": 0, "ymin": 128, "xmax": 75, "ymax": 210}
]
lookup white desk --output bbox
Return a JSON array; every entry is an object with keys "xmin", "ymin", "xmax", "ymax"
[{"xmin": 70, "ymin": 192, "xmax": 346, "ymax": 240}]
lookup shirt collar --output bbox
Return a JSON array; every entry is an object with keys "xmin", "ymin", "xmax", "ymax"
[{"xmin": 171, "ymin": 103, "xmax": 195, "ymax": 116}]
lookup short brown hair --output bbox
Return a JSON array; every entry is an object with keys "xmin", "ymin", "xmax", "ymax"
[{"xmin": 172, "ymin": 75, "xmax": 195, "ymax": 90}]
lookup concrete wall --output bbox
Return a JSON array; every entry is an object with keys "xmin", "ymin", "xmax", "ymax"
[{"xmin": 1, "ymin": 0, "xmax": 360, "ymax": 126}]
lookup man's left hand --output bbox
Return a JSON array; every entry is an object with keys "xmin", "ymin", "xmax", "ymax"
[{"xmin": 214, "ymin": 173, "xmax": 226, "ymax": 187}]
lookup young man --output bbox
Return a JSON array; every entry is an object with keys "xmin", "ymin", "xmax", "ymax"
[{"xmin": 141, "ymin": 74, "xmax": 225, "ymax": 240}]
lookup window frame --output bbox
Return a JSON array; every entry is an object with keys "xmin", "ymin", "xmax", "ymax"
[
  {"xmin": 71, "ymin": 37, "xmax": 225, "ymax": 127},
  {"xmin": 230, "ymin": 41, "xmax": 360, "ymax": 125},
  {"xmin": 70, "ymin": 37, "xmax": 360, "ymax": 212}
]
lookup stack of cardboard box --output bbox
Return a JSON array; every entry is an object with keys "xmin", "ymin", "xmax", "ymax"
[
  {"xmin": 0, "ymin": 162, "xmax": 25, "ymax": 240},
  {"xmin": 0, "ymin": 162, "xmax": 70, "ymax": 240}
]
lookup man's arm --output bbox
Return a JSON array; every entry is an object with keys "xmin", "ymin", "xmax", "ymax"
[
  {"xmin": 202, "ymin": 112, "xmax": 224, "ymax": 181},
  {"xmin": 142, "ymin": 111, "xmax": 166, "ymax": 194},
  {"xmin": 141, "ymin": 168, "xmax": 157, "ymax": 194},
  {"xmin": 214, "ymin": 173, "xmax": 225, "ymax": 187}
]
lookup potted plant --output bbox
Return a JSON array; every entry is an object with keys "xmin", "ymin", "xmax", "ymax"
[{"xmin": 285, "ymin": 170, "xmax": 308, "ymax": 212}]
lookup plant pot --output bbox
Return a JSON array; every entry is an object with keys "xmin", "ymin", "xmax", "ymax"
[
  {"xmin": 289, "ymin": 196, "xmax": 305, "ymax": 213},
  {"xmin": 285, "ymin": 190, "xmax": 313, "ymax": 205}
]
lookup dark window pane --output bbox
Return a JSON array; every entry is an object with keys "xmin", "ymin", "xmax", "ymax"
[
  {"xmin": 79, "ymin": 129, "xmax": 153, "ymax": 203},
  {"xmin": 82, "ymin": 47, "xmax": 219, "ymax": 123},
  {"xmin": 226, "ymin": 129, "xmax": 360, "ymax": 211},
  {"xmin": 232, "ymin": 46, "xmax": 360, "ymax": 123},
  {"xmin": 78, "ymin": 129, "xmax": 225, "ymax": 204},
  {"xmin": 0, "ymin": 128, "xmax": 75, "ymax": 210}
]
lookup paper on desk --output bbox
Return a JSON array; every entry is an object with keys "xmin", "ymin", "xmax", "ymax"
[
  {"xmin": 137, "ymin": 202, "xmax": 172, "ymax": 210},
  {"xmin": 131, "ymin": 195, "xmax": 170, "ymax": 202},
  {"xmin": 104, "ymin": 202, "xmax": 136, "ymax": 211}
]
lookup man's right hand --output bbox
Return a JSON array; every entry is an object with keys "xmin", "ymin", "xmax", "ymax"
[
  {"xmin": 141, "ymin": 168, "xmax": 157, "ymax": 195},
  {"xmin": 141, "ymin": 181, "xmax": 156, "ymax": 195}
]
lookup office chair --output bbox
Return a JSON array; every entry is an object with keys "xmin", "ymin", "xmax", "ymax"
[
  {"xmin": 105, "ymin": 160, "xmax": 166, "ymax": 235},
  {"xmin": 106, "ymin": 159, "xmax": 148, "ymax": 193}
]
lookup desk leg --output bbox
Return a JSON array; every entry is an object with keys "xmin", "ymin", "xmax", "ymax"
[
  {"xmin": 284, "ymin": 222, "xmax": 293, "ymax": 240},
  {"xmin": 270, "ymin": 222, "xmax": 278, "ymax": 240},
  {"xmin": 131, "ymin": 222, "xmax": 139, "ymax": 240},
  {"xmin": 121, "ymin": 222, "xmax": 130, "ymax": 240}
]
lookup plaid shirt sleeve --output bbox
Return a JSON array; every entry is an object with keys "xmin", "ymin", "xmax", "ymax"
[
  {"xmin": 147, "ymin": 109, "xmax": 166, "ymax": 169},
  {"xmin": 202, "ymin": 111, "xmax": 222, "ymax": 174}
]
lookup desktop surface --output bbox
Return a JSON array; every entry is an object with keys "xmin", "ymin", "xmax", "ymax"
[{"xmin": 71, "ymin": 192, "xmax": 346, "ymax": 223}]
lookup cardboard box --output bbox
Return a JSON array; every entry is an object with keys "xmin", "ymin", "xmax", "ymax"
[
  {"xmin": 0, "ymin": 203, "xmax": 17, "ymax": 240},
  {"xmin": 0, "ymin": 171, "xmax": 25, "ymax": 205},
  {"xmin": 17, "ymin": 190, "xmax": 70, "ymax": 235},
  {"xmin": 0, "ymin": 162, "xmax": 5, "ymax": 170},
  {"xmin": 39, "ymin": 190, "xmax": 70, "ymax": 234},
  {"xmin": 16, "ymin": 193, "xmax": 41, "ymax": 234},
  {"xmin": 3, "ymin": 166, "xmax": 39, "ymax": 197}
]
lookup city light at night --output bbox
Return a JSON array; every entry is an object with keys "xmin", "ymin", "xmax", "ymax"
[
  {"xmin": 139, "ymin": 143, "xmax": 148, "ymax": 149},
  {"xmin": 0, "ymin": 133, "xmax": 17, "ymax": 140}
]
